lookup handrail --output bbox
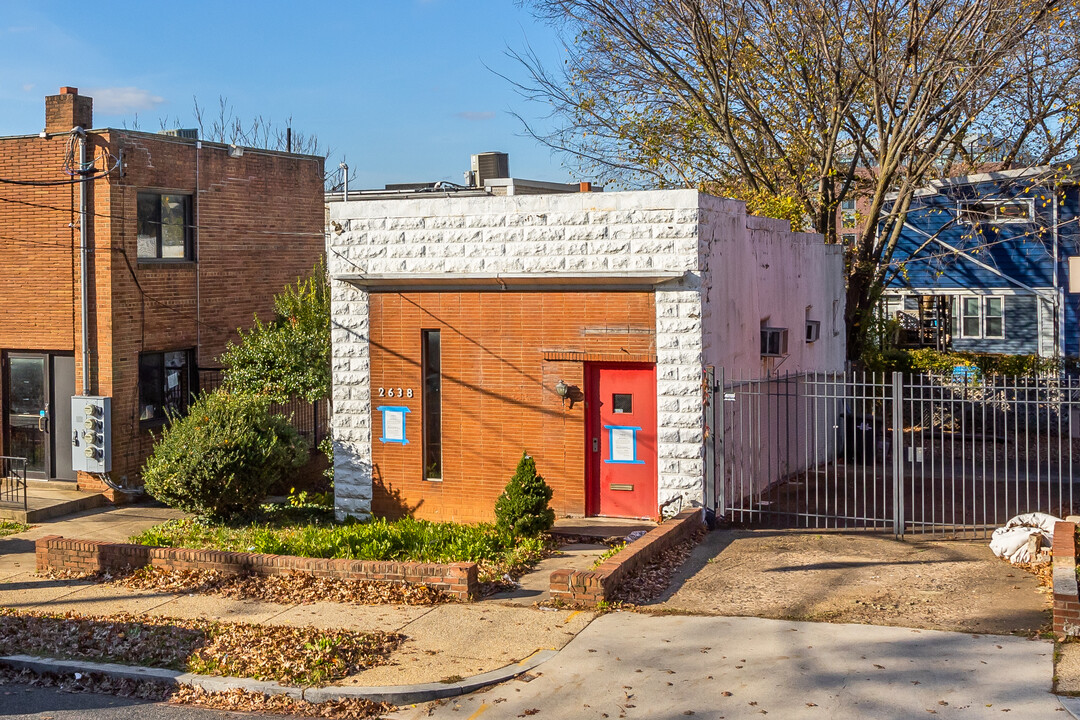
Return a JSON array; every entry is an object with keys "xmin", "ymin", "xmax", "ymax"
[{"xmin": 0, "ymin": 456, "xmax": 28, "ymax": 512}]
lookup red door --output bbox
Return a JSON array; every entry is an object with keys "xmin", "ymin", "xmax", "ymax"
[{"xmin": 585, "ymin": 363, "xmax": 658, "ymax": 519}]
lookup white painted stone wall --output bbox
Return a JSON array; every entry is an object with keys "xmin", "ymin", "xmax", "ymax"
[{"xmin": 328, "ymin": 190, "xmax": 844, "ymax": 519}]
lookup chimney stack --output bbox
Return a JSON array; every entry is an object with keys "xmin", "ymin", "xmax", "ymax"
[{"xmin": 45, "ymin": 86, "xmax": 93, "ymax": 134}]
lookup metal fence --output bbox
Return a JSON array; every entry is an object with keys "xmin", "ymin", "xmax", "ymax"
[
  {"xmin": 199, "ymin": 369, "xmax": 329, "ymax": 445},
  {"xmin": 715, "ymin": 369, "xmax": 1080, "ymax": 538},
  {"xmin": 0, "ymin": 456, "xmax": 28, "ymax": 511}
]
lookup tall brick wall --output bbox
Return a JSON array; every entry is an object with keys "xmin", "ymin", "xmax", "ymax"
[
  {"xmin": 368, "ymin": 290, "xmax": 656, "ymax": 523},
  {"xmin": 0, "ymin": 125, "xmax": 324, "ymax": 489},
  {"xmin": 97, "ymin": 131, "xmax": 325, "ymax": 487}
]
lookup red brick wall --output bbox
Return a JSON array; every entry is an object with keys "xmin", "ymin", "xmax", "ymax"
[
  {"xmin": 36, "ymin": 535, "xmax": 477, "ymax": 600},
  {"xmin": 0, "ymin": 135, "xmax": 80, "ymax": 355},
  {"xmin": 0, "ymin": 128, "xmax": 324, "ymax": 490},
  {"xmin": 97, "ymin": 131, "xmax": 325, "ymax": 488},
  {"xmin": 1053, "ymin": 520, "xmax": 1079, "ymax": 638},
  {"xmin": 368, "ymin": 290, "xmax": 656, "ymax": 523}
]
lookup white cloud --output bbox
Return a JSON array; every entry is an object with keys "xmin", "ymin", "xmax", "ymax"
[
  {"xmin": 86, "ymin": 86, "xmax": 165, "ymax": 114},
  {"xmin": 21, "ymin": 83, "xmax": 34, "ymax": 92},
  {"xmin": 454, "ymin": 110, "xmax": 496, "ymax": 121}
]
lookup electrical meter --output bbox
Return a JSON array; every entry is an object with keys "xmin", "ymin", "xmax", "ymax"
[{"xmin": 71, "ymin": 396, "xmax": 111, "ymax": 472}]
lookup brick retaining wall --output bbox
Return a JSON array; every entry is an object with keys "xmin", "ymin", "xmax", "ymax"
[
  {"xmin": 1053, "ymin": 521, "xmax": 1079, "ymax": 638},
  {"xmin": 549, "ymin": 508, "xmax": 706, "ymax": 605},
  {"xmin": 35, "ymin": 536, "xmax": 478, "ymax": 600}
]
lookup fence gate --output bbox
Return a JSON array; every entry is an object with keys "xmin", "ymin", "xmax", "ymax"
[{"xmin": 715, "ymin": 370, "xmax": 1080, "ymax": 538}]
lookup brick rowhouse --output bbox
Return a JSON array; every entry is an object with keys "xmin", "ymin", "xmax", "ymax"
[{"xmin": 0, "ymin": 88, "xmax": 324, "ymax": 495}]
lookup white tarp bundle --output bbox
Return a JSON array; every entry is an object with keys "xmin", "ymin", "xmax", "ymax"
[{"xmin": 989, "ymin": 512, "xmax": 1062, "ymax": 564}]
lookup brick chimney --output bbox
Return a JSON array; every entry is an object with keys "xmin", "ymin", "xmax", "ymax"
[{"xmin": 45, "ymin": 87, "xmax": 93, "ymax": 134}]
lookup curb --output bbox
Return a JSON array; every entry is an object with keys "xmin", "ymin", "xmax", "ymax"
[
  {"xmin": 0, "ymin": 648, "xmax": 559, "ymax": 705},
  {"xmin": 1061, "ymin": 696, "xmax": 1080, "ymax": 719}
]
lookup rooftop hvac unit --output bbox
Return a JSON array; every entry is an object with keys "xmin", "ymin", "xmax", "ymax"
[
  {"xmin": 470, "ymin": 152, "xmax": 509, "ymax": 187},
  {"xmin": 159, "ymin": 128, "xmax": 199, "ymax": 140}
]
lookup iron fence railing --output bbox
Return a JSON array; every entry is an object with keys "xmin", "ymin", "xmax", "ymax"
[
  {"xmin": 0, "ymin": 456, "xmax": 28, "ymax": 511},
  {"xmin": 715, "ymin": 369, "xmax": 1080, "ymax": 538}
]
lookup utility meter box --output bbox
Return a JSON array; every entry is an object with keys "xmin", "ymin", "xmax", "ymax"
[{"xmin": 71, "ymin": 396, "xmax": 111, "ymax": 473}]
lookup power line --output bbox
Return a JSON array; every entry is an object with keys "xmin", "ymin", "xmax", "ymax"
[{"xmin": 0, "ymin": 192, "xmax": 325, "ymax": 238}]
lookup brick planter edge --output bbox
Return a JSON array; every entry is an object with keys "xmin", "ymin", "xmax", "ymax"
[
  {"xmin": 549, "ymin": 507, "xmax": 706, "ymax": 606},
  {"xmin": 35, "ymin": 536, "xmax": 478, "ymax": 600},
  {"xmin": 1053, "ymin": 521, "xmax": 1079, "ymax": 638}
]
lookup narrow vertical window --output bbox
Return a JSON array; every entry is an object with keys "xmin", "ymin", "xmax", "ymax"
[{"xmin": 422, "ymin": 330, "xmax": 442, "ymax": 481}]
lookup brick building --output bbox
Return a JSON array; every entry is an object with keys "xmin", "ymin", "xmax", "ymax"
[
  {"xmin": 328, "ymin": 189, "xmax": 846, "ymax": 523},
  {"xmin": 0, "ymin": 88, "xmax": 325, "ymax": 494}
]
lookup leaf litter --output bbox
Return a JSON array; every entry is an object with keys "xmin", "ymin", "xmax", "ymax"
[
  {"xmin": 42, "ymin": 565, "xmax": 448, "ymax": 605},
  {"xmin": 0, "ymin": 608, "xmax": 402, "ymax": 687}
]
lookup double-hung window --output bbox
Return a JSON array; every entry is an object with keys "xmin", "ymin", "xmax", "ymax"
[
  {"xmin": 954, "ymin": 296, "xmax": 1005, "ymax": 339},
  {"xmin": 139, "ymin": 350, "xmax": 194, "ymax": 425},
  {"xmin": 137, "ymin": 192, "xmax": 193, "ymax": 260},
  {"xmin": 983, "ymin": 297, "xmax": 1004, "ymax": 338}
]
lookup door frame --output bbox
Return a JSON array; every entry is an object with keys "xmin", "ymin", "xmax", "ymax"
[
  {"xmin": 2, "ymin": 350, "xmax": 76, "ymax": 480},
  {"xmin": 584, "ymin": 361, "xmax": 658, "ymax": 518}
]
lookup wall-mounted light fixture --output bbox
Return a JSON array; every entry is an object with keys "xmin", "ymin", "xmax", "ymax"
[{"xmin": 554, "ymin": 380, "xmax": 569, "ymax": 398}]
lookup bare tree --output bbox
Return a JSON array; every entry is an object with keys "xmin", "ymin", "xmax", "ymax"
[
  {"xmin": 157, "ymin": 96, "xmax": 355, "ymax": 191},
  {"xmin": 517, "ymin": 0, "xmax": 1080, "ymax": 360}
]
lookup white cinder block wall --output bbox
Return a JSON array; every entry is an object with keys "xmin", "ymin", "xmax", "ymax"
[{"xmin": 328, "ymin": 190, "xmax": 844, "ymax": 520}]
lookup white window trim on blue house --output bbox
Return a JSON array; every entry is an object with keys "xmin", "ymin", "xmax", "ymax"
[
  {"xmin": 956, "ymin": 198, "xmax": 1035, "ymax": 225},
  {"xmin": 952, "ymin": 295, "xmax": 1005, "ymax": 340}
]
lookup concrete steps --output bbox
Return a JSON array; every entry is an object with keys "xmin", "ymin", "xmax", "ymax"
[{"xmin": 0, "ymin": 482, "xmax": 106, "ymax": 523}]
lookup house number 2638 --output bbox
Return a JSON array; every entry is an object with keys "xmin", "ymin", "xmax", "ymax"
[{"xmin": 378, "ymin": 387, "xmax": 413, "ymax": 398}]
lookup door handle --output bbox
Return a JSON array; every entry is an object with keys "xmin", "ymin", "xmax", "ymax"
[
  {"xmin": 38, "ymin": 413, "xmax": 46, "ymax": 432},
  {"xmin": 592, "ymin": 437, "xmax": 599, "ymax": 452}
]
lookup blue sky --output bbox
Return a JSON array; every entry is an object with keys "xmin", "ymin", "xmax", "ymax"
[{"xmin": 0, "ymin": 1, "xmax": 577, "ymax": 188}]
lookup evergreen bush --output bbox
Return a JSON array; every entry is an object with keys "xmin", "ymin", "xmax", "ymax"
[
  {"xmin": 494, "ymin": 453, "xmax": 555, "ymax": 538},
  {"xmin": 142, "ymin": 391, "xmax": 309, "ymax": 520}
]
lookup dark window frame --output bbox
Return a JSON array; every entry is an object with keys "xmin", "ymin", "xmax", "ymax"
[
  {"xmin": 421, "ymin": 329, "xmax": 442, "ymax": 481},
  {"xmin": 137, "ymin": 191, "xmax": 194, "ymax": 262},
  {"xmin": 138, "ymin": 349, "xmax": 196, "ymax": 427},
  {"xmin": 760, "ymin": 327, "xmax": 789, "ymax": 357}
]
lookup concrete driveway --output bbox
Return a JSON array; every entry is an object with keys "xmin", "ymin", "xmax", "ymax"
[
  {"xmin": 653, "ymin": 530, "xmax": 1049, "ymax": 634},
  {"xmin": 393, "ymin": 612, "xmax": 1061, "ymax": 720}
]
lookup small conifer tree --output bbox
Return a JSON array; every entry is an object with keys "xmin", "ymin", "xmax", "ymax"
[{"xmin": 495, "ymin": 452, "xmax": 555, "ymax": 538}]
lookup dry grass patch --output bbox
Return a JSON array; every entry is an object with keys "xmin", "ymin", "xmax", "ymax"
[{"xmin": 0, "ymin": 609, "xmax": 402, "ymax": 687}]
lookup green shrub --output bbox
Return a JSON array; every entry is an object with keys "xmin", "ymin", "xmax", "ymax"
[
  {"xmin": 142, "ymin": 391, "xmax": 309, "ymax": 520},
  {"xmin": 861, "ymin": 347, "xmax": 1072, "ymax": 378},
  {"xmin": 130, "ymin": 516, "xmax": 547, "ymax": 568},
  {"xmin": 494, "ymin": 453, "xmax": 555, "ymax": 538}
]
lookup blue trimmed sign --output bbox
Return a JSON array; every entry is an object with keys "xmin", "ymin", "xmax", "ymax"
[
  {"xmin": 603, "ymin": 425, "xmax": 644, "ymax": 465},
  {"xmin": 378, "ymin": 406, "xmax": 410, "ymax": 444}
]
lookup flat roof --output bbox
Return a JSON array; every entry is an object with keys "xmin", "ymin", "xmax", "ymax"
[{"xmin": 334, "ymin": 270, "xmax": 687, "ymax": 291}]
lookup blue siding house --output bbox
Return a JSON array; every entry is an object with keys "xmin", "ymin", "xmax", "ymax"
[{"xmin": 884, "ymin": 165, "xmax": 1080, "ymax": 359}]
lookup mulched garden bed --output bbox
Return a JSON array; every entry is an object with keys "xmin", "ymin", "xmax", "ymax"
[
  {"xmin": 0, "ymin": 608, "xmax": 403, "ymax": 687},
  {"xmin": 42, "ymin": 565, "xmax": 450, "ymax": 606},
  {"xmin": 0, "ymin": 665, "xmax": 394, "ymax": 719}
]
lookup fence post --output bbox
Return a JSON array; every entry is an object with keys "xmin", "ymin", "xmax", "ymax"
[
  {"xmin": 716, "ymin": 367, "xmax": 726, "ymax": 515},
  {"xmin": 891, "ymin": 372, "xmax": 905, "ymax": 538}
]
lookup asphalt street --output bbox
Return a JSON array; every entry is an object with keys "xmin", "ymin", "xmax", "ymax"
[{"xmin": 0, "ymin": 683, "xmax": 290, "ymax": 719}]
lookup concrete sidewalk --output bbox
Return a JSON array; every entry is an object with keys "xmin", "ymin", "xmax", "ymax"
[
  {"xmin": 394, "ymin": 612, "xmax": 1062, "ymax": 719},
  {"xmin": 0, "ymin": 506, "xmax": 595, "ymax": 687}
]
